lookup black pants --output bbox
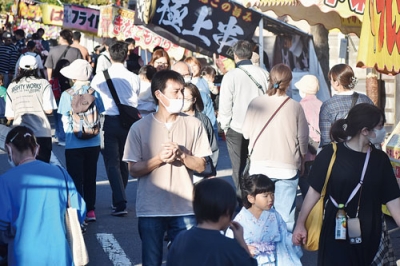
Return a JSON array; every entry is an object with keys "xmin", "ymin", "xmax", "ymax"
[
  {"xmin": 65, "ymin": 146, "xmax": 100, "ymax": 211},
  {"xmin": 225, "ymin": 128, "xmax": 249, "ymax": 198}
]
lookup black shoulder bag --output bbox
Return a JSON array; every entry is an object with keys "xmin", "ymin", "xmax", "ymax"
[{"xmin": 103, "ymin": 70, "xmax": 141, "ymax": 129}]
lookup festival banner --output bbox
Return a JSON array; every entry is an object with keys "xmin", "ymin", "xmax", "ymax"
[
  {"xmin": 18, "ymin": 18, "xmax": 60, "ymax": 39},
  {"xmin": 357, "ymin": 0, "xmax": 400, "ymax": 75},
  {"xmin": 41, "ymin": 4, "xmax": 64, "ymax": 26},
  {"xmin": 63, "ymin": 5, "xmax": 100, "ymax": 34},
  {"xmin": 150, "ymin": 0, "xmax": 262, "ymax": 57},
  {"xmin": 17, "ymin": 2, "xmax": 42, "ymax": 21},
  {"xmin": 98, "ymin": 6, "xmax": 185, "ymax": 60}
]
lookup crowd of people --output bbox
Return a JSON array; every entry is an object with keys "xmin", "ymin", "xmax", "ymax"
[{"xmin": 0, "ymin": 27, "xmax": 399, "ymax": 266}]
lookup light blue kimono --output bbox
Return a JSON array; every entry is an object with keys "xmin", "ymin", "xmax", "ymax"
[{"xmin": 233, "ymin": 207, "xmax": 302, "ymax": 266}]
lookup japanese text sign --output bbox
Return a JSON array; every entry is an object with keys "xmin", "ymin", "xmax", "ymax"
[
  {"xmin": 63, "ymin": 5, "xmax": 100, "ymax": 34},
  {"xmin": 98, "ymin": 6, "xmax": 184, "ymax": 60},
  {"xmin": 151, "ymin": 0, "xmax": 261, "ymax": 57},
  {"xmin": 41, "ymin": 4, "xmax": 64, "ymax": 27}
]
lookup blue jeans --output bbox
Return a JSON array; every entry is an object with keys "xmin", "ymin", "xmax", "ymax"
[
  {"xmin": 271, "ymin": 173, "xmax": 299, "ymax": 232},
  {"xmin": 138, "ymin": 215, "xmax": 196, "ymax": 266}
]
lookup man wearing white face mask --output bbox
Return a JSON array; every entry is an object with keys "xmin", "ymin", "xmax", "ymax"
[{"xmin": 123, "ymin": 70, "xmax": 212, "ymax": 266}]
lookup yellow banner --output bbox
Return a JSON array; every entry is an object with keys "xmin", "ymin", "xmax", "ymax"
[
  {"xmin": 41, "ymin": 4, "xmax": 64, "ymax": 27},
  {"xmin": 357, "ymin": 0, "xmax": 400, "ymax": 75}
]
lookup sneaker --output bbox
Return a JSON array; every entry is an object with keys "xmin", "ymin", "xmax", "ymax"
[
  {"xmin": 111, "ymin": 209, "xmax": 128, "ymax": 216},
  {"xmin": 58, "ymin": 141, "xmax": 65, "ymax": 146},
  {"xmin": 85, "ymin": 210, "xmax": 96, "ymax": 222},
  {"xmin": 111, "ymin": 203, "xmax": 116, "ymax": 210}
]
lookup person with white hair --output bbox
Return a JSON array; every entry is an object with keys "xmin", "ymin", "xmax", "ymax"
[{"xmin": 5, "ymin": 54, "xmax": 57, "ymax": 163}]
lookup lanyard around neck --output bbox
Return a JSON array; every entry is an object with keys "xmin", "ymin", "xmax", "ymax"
[{"xmin": 330, "ymin": 147, "xmax": 371, "ymax": 216}]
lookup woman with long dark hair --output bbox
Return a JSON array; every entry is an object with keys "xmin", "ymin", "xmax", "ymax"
[{"xmin": 293, "ymin": 103, "xmax": 400, "ymax": 265}]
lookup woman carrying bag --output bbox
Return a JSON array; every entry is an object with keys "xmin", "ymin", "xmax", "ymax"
[
  {"xmin": 293, "ymin": 103, "xmax": 400, "ymax": 265},
  {"xmin": 242, "ymin": 63, "xmax": 309, "ymax": 232}
]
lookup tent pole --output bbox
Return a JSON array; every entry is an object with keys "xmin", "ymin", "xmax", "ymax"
[{"xmin": 259, "ymin": 18, "xmax": 264, "ymax": 68}]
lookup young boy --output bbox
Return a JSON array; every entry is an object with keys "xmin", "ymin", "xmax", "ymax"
[{"xmin": 167, "ymin": 178, "xmax": 257, "ymax": 266}]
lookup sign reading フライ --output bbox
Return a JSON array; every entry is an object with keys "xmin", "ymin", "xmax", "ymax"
[
  {"xmin": 151, "ymin": 0, "xmax": 261, "ymax": 57},
  {"xmin": 63, "ymin": 5, "xmax": 100, "ymax": 34}
]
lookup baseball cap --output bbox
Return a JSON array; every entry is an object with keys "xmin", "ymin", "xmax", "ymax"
[
  {"xmin": 19, "ymin": 55, "xmax": 38, "ymax": 70},
  {"xmin": 2, "ymin": 31, "xmax": 12, "ymax": 39}
]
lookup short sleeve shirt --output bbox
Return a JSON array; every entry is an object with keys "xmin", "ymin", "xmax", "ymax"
[
  {"xmin": 123, "ymin": 114, "xmax": 212, "ymax": 216},
  {"xmin": 5, "ymin": 77, "xmax": 56, "ymax": 137}
]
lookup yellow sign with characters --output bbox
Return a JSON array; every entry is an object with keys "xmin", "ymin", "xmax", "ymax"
[{"xmin": 357, "ymin": 0, "xmax": 400, "ymax": 75}]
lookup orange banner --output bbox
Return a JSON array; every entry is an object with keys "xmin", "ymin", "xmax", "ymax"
[{"xmin": 357, "ymin": 0, "xmax": 400, "ymax": 75}]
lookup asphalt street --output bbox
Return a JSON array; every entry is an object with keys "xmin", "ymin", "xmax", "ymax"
[{"xmin": 0, "ymin": 121, "xmax": 399, "ymax": 265}]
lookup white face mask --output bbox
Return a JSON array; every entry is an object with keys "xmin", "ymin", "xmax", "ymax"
[
  {"xmin": 368, "ymin": 127, "xmax": 386, "ymax": 145},
  {"xmin": 6, "ymin": 145, "xmax": 16, "ymax": 167},
  {"xmin": 159, "ymin": 91, "xmax": 183, "ymax": 114},
  {"xmin": 182, "ymin": 99, "xmax": 193, "ymax": 112},
  {"xmin": 299, "ymin": 91, "xmax": 306, "ymax": 99}
]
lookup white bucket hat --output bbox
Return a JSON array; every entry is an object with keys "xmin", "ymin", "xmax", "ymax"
[
  {"xmin": 295, "ymin": 75, "xmax": 319, "ymax": 95},
  {"xmin": 60, "ymin": 59, "xmax": 92, "ymax": 81},
  {"xmin": 19, "ymin": 55, "xmax": 38, "ymax": 70}
]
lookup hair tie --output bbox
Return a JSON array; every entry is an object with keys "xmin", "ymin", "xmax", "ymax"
[
  {"xmin": 273, "ymin": 81, "xmax": 281, "ymax": 89},
  {"xmin": 24, "ymin": 133, "xmax": 32, "ymax": 138}
]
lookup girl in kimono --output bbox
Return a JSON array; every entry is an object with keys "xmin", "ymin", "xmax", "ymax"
[{"xmin": 234, "ymin": 174, "xmax": 302, "ymax": 266}]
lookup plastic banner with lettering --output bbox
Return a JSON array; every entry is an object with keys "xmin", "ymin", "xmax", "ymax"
[
  {"xmin": 41, "ymin": 4, "xmax": 64, "ymax": 27},
  {"xmin": 18, "ymin": 18, "xmax": 60, "ymax": 39},
  {"xmin": 98, "ymin": 6, "xmax": 184, "ymax": 60},
  {"xmin": 356, "ymin": 0, "xmax": 400, "ymax": 75},
  {"xmin": 63, "ymin": 5, "xmax": 100, "ymax": 34},
  {"xmin": 150, "ymin": 0, "xmax": 262, "ymax": 57}
]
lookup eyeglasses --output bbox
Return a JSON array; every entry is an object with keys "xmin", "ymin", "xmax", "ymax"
[{"xmin": 155, "ymin": 61, "xmax": 169, "ymax": 67}]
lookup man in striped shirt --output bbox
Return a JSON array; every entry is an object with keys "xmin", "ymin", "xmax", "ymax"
[{"xmin": 0, "ymin": 32, "xmax": 20, "ymax": 88}]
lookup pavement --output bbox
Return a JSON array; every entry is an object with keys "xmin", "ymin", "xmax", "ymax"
[{"xmin": 0, "ymin": 116, "xmax": 399, "ymax": 265}]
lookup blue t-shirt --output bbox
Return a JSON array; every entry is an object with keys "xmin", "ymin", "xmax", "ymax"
[
  {"xmin": 0, "ymin": 161, "xmax": 86, "ymax": 265},
  {"xmin": 58, "ymin": 84, "xmax": 105, "ymax": 149}
]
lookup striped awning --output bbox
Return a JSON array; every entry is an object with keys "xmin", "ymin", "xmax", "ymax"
[{"xmin": 238, "ymin": 0, "xmax": 364, "ymax": 35}]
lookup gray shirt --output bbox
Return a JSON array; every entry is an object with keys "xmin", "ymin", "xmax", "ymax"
[{"xmin": 44, "ymin": 45, "xmax": 82, "ymax": 70}]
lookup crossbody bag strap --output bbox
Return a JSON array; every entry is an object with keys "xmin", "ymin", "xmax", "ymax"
[
  {"xmin": 321, "ymin": 142, "xmax": 337, "ymax": 198},
  {"xmin": 57, "ymin": 165, "xmax": 71, "ymax": 208},
  {"xmin": 103, "ymin": 69, "xmax": 121, "ymax": 105},
  {"xmin": 330, "ymin": 146, "xmax": 371, "ymax": 216},
  {"xmin": 350, "ymin": 92, "xmax": 359, "ymax": 108},
  {"xmin": 248, "ymin": 96, "xmax": 290, "ymax": 156},
  {"xmin": 238, "ymin": 66, "xmax": 265, "ymax": 93}
]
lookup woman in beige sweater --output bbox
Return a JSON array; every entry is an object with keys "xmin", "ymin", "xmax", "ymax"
[{"xmin": 242, "ymin": 63, "xmax": 309, "ymax": 232}]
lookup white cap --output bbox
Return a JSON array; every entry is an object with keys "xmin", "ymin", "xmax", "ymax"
[
  {"xmin": 295, "ymin": 75, "xmax": 319, "ymax": 95},
  {"xmin": 19, "ymin": 55, "xmax": 38, "ymax": 70},
  {"xmin": 60, "ymin": 59, "xmax": 92, "ymax": 81}
]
